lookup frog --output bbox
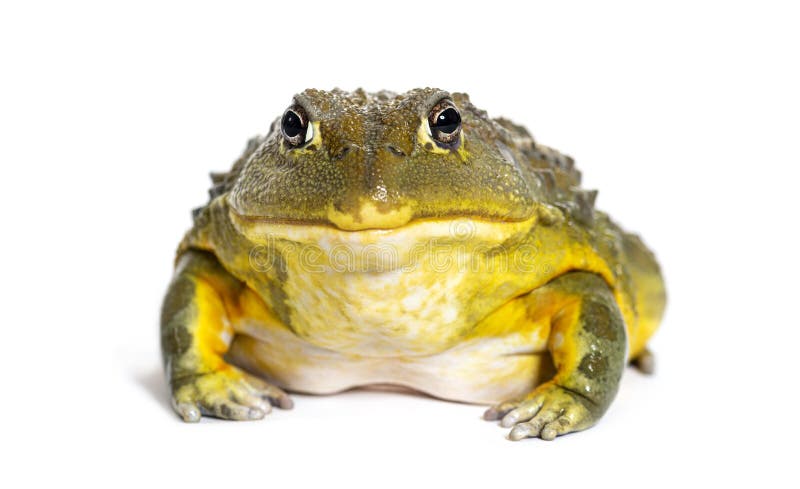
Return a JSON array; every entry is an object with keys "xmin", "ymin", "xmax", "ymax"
[{"xmin": 160, "ymin": 88, "xmax": 666, "ymax": 441}]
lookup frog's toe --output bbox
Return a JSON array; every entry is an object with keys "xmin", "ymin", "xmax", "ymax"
[
  {"xmin": 493, "ymin": 383, "xmax": 596, "ymax": 441},
  {"xmin": 227, "ymin": 380, "xmax": 273, "ymax": 417},
  {"xmin": 173, "ymin": 400, "xmax": 202, "ymax": 423},
  {"xmin": 508, "ymin": 409, "xmax": 581, "ymax": 441},
  {"xmin": 207, "ymin": 399, "xmax": 267, "ymax": 421},
  {"xmin": 631, "ymin": 347, "xmax": 656, "ymax": 375},
  {"xmin": 482, "ymin": 399, "xmax": 522, "ymax": 421},
  {"xmin": 243, "ymin": 373, "xmax": 294, "ymax": 409}
]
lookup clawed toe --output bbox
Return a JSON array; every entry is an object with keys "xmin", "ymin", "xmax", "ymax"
[{"xmin": 483, "ymin": 399, "xmax": 521, "ymax": 421}]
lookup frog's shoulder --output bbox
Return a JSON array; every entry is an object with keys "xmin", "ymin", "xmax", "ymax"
[{"xmin": 492, "ymin": 116, "xmax": 597, "ymax": 227}]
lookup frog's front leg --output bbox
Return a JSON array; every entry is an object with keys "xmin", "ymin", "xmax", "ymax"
[
  {"xmin": 161, "ymin": 250, "xmax": 293, "ymax": 422},
  {"xmin": 483, "ymin": 272, "xmax": 627, "ymax": 440}
]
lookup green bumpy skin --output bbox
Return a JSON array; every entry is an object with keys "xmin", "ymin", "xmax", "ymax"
[{"xmin": 161, "ymin": 88, "xmax": 666, "ymax": 440}]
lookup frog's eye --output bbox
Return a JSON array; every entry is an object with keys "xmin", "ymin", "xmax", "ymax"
[
  {"xmin": 427, "ymin": 100, "xmax": 462, "ymax": 146},
  {"xmin": 281, "ymin": 105, "xmax": 313, "ymax": 147}
]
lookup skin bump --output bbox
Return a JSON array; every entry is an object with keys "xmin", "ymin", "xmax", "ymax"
[{"xmin": 578, "ymin": 351, "xmax": 609, "ymax": 380}]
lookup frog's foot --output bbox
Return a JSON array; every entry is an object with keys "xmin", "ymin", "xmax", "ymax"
[
  {"xmin": 171, "ymin": 367, "xmax": 293, "ymax": 422},
  {"xmin": 630, "ymin": 347, "xmax": 656, "ymax": 375},
  {"xmin": 484, "ymin": 382, "xmax": 597, "ymax": 441}
]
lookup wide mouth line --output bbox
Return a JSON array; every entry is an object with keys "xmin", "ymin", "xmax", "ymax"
[{"xmin": 229, "ymin": 209, "xmax": 534, "ymax": 232}]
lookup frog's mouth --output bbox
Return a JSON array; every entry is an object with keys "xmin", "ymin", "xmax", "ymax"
[
  {"xmin": 231, "ymin": 200, "xmax": 417, "ymax": 231},
  {"xmin": 229, "ymin": 193, "xmax": 535, "ymax": 232},
  {"xmin": 230, "ymin": 204, "xmax": 538, "ymax": 248}
]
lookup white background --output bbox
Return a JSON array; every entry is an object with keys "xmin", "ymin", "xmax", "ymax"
[{"xmin": 2, "ymin": 1, "xmax": 798, "ymax": 487}]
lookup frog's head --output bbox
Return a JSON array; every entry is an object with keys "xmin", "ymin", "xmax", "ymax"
[{"xmin": 228, "ymin": 88, "xmax": 538, "ymax": 231}]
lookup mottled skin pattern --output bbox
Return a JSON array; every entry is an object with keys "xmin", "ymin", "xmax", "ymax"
[{"xmin": 161, "ymin": 88, "xmax": 666, "ymax": 440}]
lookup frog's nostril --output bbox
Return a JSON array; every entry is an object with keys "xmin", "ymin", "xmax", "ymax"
[{"xmin": 386, "ymin": 145, "xmax": 406, "ymax": 157}]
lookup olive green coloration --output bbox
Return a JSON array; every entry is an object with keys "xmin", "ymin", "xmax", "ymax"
[{"xmin": 161, "ymin": 88, "xmax": 666, "ymax": 441}]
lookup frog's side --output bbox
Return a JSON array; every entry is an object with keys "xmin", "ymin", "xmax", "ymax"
[{"xmin": 161, "ymin": 88, "xmax": 666, "ymax": 440}]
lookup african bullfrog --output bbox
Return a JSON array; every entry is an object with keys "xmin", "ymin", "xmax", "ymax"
[{"xmin": 160, "ymin": 88, "xmax": 666, "ymax": 440}]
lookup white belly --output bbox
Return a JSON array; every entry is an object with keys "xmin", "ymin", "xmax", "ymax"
[{"xmin": 227, "ymin": 317, "xmax": 553, "ymax": 405}]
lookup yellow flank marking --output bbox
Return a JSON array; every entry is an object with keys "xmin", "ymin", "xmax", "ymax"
[
  {"xmin": 473, "ymin": 286, "xmax": 583, "ymax": 383},
  {"xmin": 625, "ymin": 270, "xmax": 666, "ymax": 359},
  {"xmin": 548, "ymin": 295, "xmax": 582, "ymax": 379},
  {"xmin": 191, "ymin": 279, "xmax": 234, "ymax": 372},
  {"xmin": 233, "ymin": 287, "xmax": 281, "ymax": 326}
]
